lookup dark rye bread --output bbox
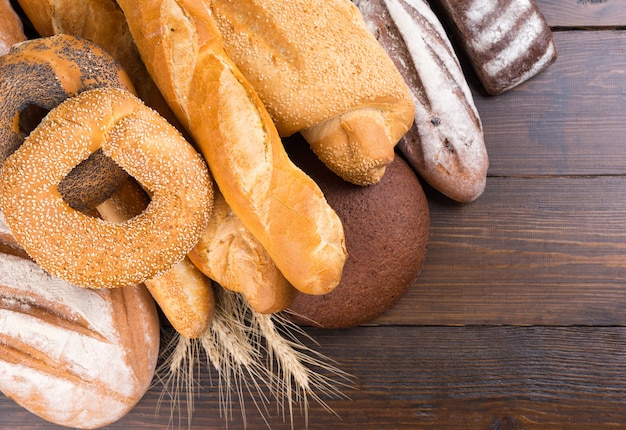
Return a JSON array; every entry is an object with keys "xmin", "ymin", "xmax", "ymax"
[
  {"xmin": 431, "ymin": 0, "xmax": 557, "ymax": 95},
  {"xmin": 286, "ymin": 136, "xmax": 429, "ymax": 328}
]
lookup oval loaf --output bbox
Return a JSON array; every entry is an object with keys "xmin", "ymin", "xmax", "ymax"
[{"xmin": 0, "ymin": 248, "xmax": 160, "ymax": 428}]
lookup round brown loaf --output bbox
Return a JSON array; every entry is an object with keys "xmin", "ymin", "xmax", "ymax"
[{"xmin": 286, "ymin": 135, "xmax": 430, "ymax": 328}]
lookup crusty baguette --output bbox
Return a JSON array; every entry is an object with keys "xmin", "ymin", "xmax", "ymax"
[
  {"xmin": 16, "ymin": 0, "xmax": 179, "ymax": 126},
  {"xmin": 207, "ymin": 0, "xmax": 415, "ymax": 185},
  {"xmin": 188, "ymin": 188, "xmax": 297, "ymax": 314},
  {"xmin": 96, "ymin": 177, "xmax": 215, "ymax": 339},
  {"xmin": 0, "ymin": 0, "xmax": 25, "ymax": 55},
  {"xmin": 0, "ymin": 251, "xmax": 160, "ymax": 429},
  {"xmin": 355, "ymin": 0, "xmax": 488, "ymax": 203},
  {"xmin": 116, "ymin": 0, "xmax": 347, "ymax": 296},
  {"xmin": 431, "ymin": 0, "xmax": 557, "ymax": 95}
]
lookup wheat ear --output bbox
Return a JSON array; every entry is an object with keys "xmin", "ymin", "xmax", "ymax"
[{"xmin": 157, "ymin": 284, "xmax": 353, "ymax": 428}]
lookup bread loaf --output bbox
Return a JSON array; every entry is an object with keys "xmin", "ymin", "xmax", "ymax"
[
  {"xmin": 0, "ymin": 251, "xmax": 160, "ymax": 428},
  {"xmin": 188, "ymin": 188, "xmax": 297, "ymax": 314},
  {"xmin": 116, "ymin": 0, "xmax": 347, "ymax": 296},
  {"xmin": 355, "ymin": 0, "xmax": 488, "ymax": 203},
  {"xmin": 431, "ymin": 0, "xmax": 557, "ymax": 95},
  {"xmin": 286, "ymin": 138, "xmax": 430, "ymax": 328},
  {"xmin": 208, "ymin": 0, "xmax": 415, "ymax": 185},
  {"xmin": 0, "ymin": 0, "xmax": 25, "ymax": 55}
]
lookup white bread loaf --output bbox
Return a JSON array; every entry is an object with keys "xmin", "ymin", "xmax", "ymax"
[
  {"xmin": 355, "ymin": 0, "xmax": 489, "ymax": 203},
  {"xmin": 0, "ymin": 244, "xmax": 160, "ymax": 428}
]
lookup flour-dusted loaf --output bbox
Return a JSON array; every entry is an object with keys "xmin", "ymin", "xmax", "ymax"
[
  {"xmin": 0, "ymin": 247, "xmax": 160, "ymax": 428},
  {"xmin": 355, "ymin": 0, "xmax": 488, "ymax": 203},
  {"xmin": 431, "ymin": 0, "xmax": 557, "ymax": 95}
]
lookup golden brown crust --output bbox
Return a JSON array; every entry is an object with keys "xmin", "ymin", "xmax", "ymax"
[
  {"xmin": 0, "ymin": 0, "xmax": 26, "ymax": 55},
  {"xmin": 97, "ymin": 177, "xmax": 215, "ymax": 339},
  {"xmin": 0, "ymin": 87, "xmax": 213, "ymax": 289},
  {"xmin": 208, "ymin": 0, "xmax": 415, "ymax": 185},
  {"xmin": 188, "ymin": 188, "xmax": 297, "ymax": 314},
  {"xmin": 117, "ymin": 0, "xmax": 347, "ymax": 296}
]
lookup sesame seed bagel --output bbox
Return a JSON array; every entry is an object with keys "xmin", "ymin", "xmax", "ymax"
[
  {"xmin": 0, "ymin": 34, "xmax": 135, "ymax": 211},
  {"xmin": 0, "ymin": 86, "xmax": 214, "ymax": 289}
]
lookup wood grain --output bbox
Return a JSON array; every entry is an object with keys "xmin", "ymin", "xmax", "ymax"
[
  {"xmin": 3, "ymin": 2, "xmax": 626, "ymax": 429},
  {"xmin": 5, "ymin": 326, "xmax": 626, "ymax": 429},
  {"xmin": 474, "ymin": 30, "xmax": 626, "ymax": 176},
  {"xmin": 374, "ymin": 176, "xmax": 626, "ymax": 326},
  {"xmin": 538, "ymin": 0, "xmax": 626, "ymax": 28}
]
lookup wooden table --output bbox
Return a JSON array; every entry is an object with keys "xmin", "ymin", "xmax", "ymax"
[{"xmin": 3, "ymin": 1, "xmax": 626, "ymax": 428}]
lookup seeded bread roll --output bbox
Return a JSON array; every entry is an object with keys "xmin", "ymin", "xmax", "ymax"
[
  {"xmin": 287, "ymin": 137, "xmax": 429, "ymax": 329},
  {"xmin": 431, "ymin": 0, "xmax": 557, "ymax": 95},
  {"xmin": 208, "ymin": 0, "xmax": 415, "ymax": 185}
]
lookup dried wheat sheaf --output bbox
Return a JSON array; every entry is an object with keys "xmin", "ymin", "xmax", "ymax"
[{"xmin": 155, "ymin": 285, "xmax": 353, "ymax": 429}]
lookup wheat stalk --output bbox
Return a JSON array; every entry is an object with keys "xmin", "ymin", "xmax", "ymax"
[{"xmin": 156, "ymin": 284, "xmax": 353, "ymax": 429}]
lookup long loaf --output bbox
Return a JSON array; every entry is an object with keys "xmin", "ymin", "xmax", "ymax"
[
  {"xmin": 355, "ymin": 0, "xmax": 489, "ymax": 203},
  {"xmin": 116, "ymin": 0, "xmax": 347, "ymax": 296},
  {"xmin": 431, "ymin": 0, "xmax": 557, "ymax": 96}
]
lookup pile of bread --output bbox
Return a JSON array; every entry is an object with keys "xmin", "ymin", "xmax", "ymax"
[{"xmin": 0, "ymin": 0, "xmax": 556, "ymax": 427}]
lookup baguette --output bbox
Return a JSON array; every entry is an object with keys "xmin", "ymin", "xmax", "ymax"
[
  {"xmin": 0, "ymin": 250, "xmax": 160, "ymax": 429},
  {"xmin": 116, "ymin": 0, "xmax": 347, "ymax": 296},
  {"xmin": 188, "ymin": 188, "xmax": 297, "ymax": 314},
  {"xmin": 0, "ymin": 0, "xmax": 25, "ymax": 55},
  {"xmin": 208, "ymin": 0, "xmax": 415, "ymax": 185},
  {"xmin": 355, "ymin": 0, "xmax": 488, "ymax": 202}
]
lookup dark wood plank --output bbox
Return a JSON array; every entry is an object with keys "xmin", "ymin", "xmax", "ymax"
[
  {"xmin": 4, "ymin": 326, "xmax": 626, "ymax": 429},
  {"xmin": 374, "ymin": 175, "xmax": 626, "ymax": 326},
  {"xmin": 474, "ymin": 30, "xmax": 626, "ymax": 177},
  {"xmin": 538, "ymin": 0, "xmax": 626, "ymax": 27}
]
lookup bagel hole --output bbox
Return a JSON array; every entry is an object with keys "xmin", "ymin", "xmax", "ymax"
[
  {"xmin": 18, "ymin": 106, "xmax": 130, "ymax": 217},
  {"xmin": 59, "ymin": 151, "xmax": 130, "ymax": 215},
  {"xmin": 18, "ymin": 104, "xmax": 49, "ymax": 139}
]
